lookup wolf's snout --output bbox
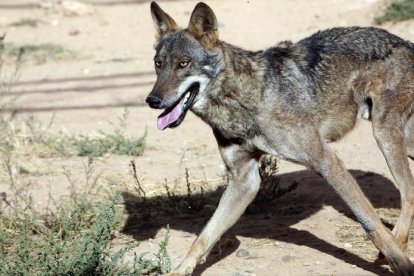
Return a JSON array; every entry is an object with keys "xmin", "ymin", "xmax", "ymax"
[{"xmin": 146, "ymin": 95, "xmax": 162, "ymax": 109}]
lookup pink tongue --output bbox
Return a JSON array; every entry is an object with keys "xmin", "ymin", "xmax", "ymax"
[{"xmin": 157, "ymin": 98, "xmax": 185, "ymax": 130}]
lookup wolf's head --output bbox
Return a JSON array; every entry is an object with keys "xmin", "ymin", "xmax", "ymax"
[{"xmin": 146, "ymin": 2, "xmax": 224, "ymax": 130}]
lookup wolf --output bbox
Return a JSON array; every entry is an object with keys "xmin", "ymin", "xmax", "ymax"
[{"xmin": 146, "ymin": 2, "xmax": 414, "ymax": 275}]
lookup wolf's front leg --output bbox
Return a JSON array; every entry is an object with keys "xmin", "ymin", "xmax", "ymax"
[{"xmin": 167, "ymin": 145, "xmax": 261, "ymax": 276}]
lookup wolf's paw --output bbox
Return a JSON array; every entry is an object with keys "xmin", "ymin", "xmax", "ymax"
[{"xmin": 164, "ymin": 263, "xmax": 196, "ymax": 276}]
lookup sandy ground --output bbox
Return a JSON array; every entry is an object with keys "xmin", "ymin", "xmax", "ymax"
[{"xmin": 2, "ymin": 0, "xmax": 414, "ymax": 275}]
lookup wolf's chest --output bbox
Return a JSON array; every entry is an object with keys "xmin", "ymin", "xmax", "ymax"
[{"xmin": 193, "ymin": 102, "xmax": 258, "ymax": 140}]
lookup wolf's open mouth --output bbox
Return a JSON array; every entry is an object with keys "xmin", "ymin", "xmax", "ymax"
[{"xmin": 157, "ymin": 83, "xmax": 199, "ymax": 130}]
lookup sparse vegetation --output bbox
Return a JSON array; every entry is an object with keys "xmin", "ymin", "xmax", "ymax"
[
  {"xmin": 1, "ymin": 110, "xmax": 147, "ymax": 161},
  {"xmin": 74, "ymin": 131, "xmax": 146, "ymax": 157},
  {"xmin": 4, "ymin": 43, "xmax": 76, "ymax": 64},
  {"xmin": 0, "ymin": 192, "xmax": 124, "ymax": 275},
  {"xmin": 375, "ymin": 0, "xmax": 414, "ymax": 24},
  {"xmin": 0, "ymin": 157, "xmax": 172, "ymax": 275},
  {"xmin": 0, "ymin": 35, "xmax": 167, "ymax": 275},
  {"xmin": 73, "ymin": 109, "xmax": 147, "ymax": 157}
]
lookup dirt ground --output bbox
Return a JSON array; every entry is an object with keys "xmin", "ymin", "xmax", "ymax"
[{"xmin": 2, "ymin": 0, "xmax": 414, "ymax": 275}]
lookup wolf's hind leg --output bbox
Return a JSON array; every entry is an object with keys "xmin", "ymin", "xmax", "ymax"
[
  {"xmin": 307, "ymin": 138, "xmax": 413, "ymax": 274},
  {"xmin": 166, "ymin": 145, "xmax": 261, "ymax": 276},
  {"xmin": 405, "ymin": 114, "xmax": 414, "ymax": 160},
  {"xmin": 372, "ymin": 109, "xmax": 414, "ymax": 250}
]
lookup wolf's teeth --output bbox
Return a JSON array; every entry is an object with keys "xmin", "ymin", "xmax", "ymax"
[{"xmin": 183, "ymin": 92, "xmax": 190, "ymax": 105}]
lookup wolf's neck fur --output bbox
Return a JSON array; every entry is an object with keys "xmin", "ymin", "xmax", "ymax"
[{"xmin": 192, "ymin": 42, "xmax": 267, "ymax": 141}]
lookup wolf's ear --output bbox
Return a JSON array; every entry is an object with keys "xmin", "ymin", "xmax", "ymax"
[
  {"xmin": 150, "ymin": 2, "xmax": 178, "ymax": 38},
  {"xmin": 188, "ymin": 2, "xmax": 219, "ymax": 49}
]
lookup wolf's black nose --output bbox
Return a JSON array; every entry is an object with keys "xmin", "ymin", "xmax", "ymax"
[{"xmin": 146, "ymin": 95, "xmax": 162, "ymax": 108}]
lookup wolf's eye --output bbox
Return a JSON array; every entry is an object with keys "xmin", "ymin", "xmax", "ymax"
[
  {"xmin": 155, "ymin": 61, "xmax": 162, "ymax": 68},
  {"xmin": 179, "ymin": 61, "xmax": 189, "ymax": 68}
]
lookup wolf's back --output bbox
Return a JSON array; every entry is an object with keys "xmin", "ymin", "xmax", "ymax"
[{"xmin": 298, "ymin": 27, "xmax": 414, "ymax": 70}]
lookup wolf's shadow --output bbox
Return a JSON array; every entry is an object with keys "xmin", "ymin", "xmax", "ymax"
[{"xmin": 122, "ymin": 169, "xmax": 400, "ymax": 275}]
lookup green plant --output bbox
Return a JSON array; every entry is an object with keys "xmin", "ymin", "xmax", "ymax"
[
  {"xmin": 375, "ymin": 0, "xmax": 414, "ymax": 24},
  {"xmin": 133, "ymin": 227, "xmax": 172, "ymax": 275},
  {"xmin": 0, "ymin": 192, "xmax": 123, "ymax": 274},
  {"xmin": 74, "ymin": 135, "xmax": 114, "ymax": 157},
  {"xmin": 74, "ymin": 109, "xmax": 147, "ymax": 157},
  {"xmin": 154, "ymin": 226, "xmax": 172, "ymax": 274},
  {"xmin": 75, "ymin": 132, "xmax": 146, "ymax": 157}
]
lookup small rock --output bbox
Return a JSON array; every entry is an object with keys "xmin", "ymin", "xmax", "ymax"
[
  {"xmin": 236, "ymin": 248, "xmax": 249, "ymax": 257},
  {"xmin": 68, "ymin": 29, "xmax": 80, "ymax": 36},
  {"xmin": 50, "ymin": 19, "xmax": 59, "ymax": 26},
  {"xmin": 302, "ymin": 263, "xmax": 310, "ymax": 266},
  {"xmin": 11, "ymin": 164, "xmax": 19, "ymax": 177},
  {"xmin": 281, "ymin": 255, "xmax": 294, "ymax": 263},
  {"xmin": 352, "ymin": 265, "xmax": 357, "ymax": 268},
  {"xmin": 344, "ymin": 242, "xmax": 353, "ymax": 248},
  {"xmin": 83, "ymin": 68, "xmax": 90, "ymax": 75}
]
